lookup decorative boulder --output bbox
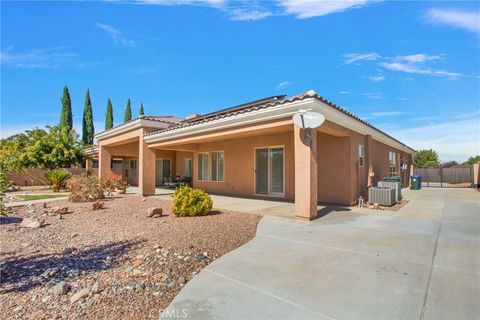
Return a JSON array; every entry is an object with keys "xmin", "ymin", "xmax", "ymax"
[
  {"xmin": 20, "ymin": 217, "xmax": 45, "ymax": 229},
  {"xmin": 147, "ymin": 207, "xmax": 163, "ymax": 218}
]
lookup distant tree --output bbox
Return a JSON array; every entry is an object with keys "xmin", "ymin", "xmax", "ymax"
[
  {"xmin": 442, "ymin": 160, "xmax": 459, "ymax": 168},
  {"xmin": 60, "ymin": 86, "xmax": 73, "ymax": 130},
  {"xmin": 414, "ymin": 149, "xmax": 440, "ymax": 168},
  {"xmin": 464, "ymin": 155, "xmax": 480, "ymax": 165},
  {"xmin": 0, "ymin": 126, "xmax": 84, "ymax": 171},
  {"xmin": 124, "ymin": 99, "xmax": 132, "ymax": 123},
  {"xmin": 139, "ymin": 103, "xmax": 144, "ymax": 116},
  {"xmin": 105, "ymin": 99, "xmax": 114, "ymax": 130},
  {"xmin": 82, "ymin": 89, "xmax": 94, "ymax": 145}
]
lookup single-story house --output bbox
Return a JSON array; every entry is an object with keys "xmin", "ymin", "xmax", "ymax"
[{"xmin": 91, "ymin": 90, "xmax": 415, "ymax": 220}]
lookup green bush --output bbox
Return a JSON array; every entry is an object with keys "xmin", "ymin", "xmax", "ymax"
[
  {"xmin": 171, "ymin": 185, "xmax": 213, "ymax": 217},
  {"xmin": 44, "ymin": 170, "xmax": 71, "ymax": 192},
  {"xmin": 67, "ymin": 174, "xmax": 105, "ymax": 202},
  {"xmin": 0, "ymin": 164, "xmax": 10, "ymax": 216}
]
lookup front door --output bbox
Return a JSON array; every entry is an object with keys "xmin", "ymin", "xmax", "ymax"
[
  {"xmin": 155, "ymin": 159, "xmax": 171, "ymax": 186},
  {"xmin": 255, "ymin": 147, "xmax": 284, "ymax": 196}
]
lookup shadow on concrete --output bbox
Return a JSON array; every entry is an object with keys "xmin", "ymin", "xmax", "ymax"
[
  {"xmin": 316, "ymin": 205, "xmax": 351, "ymax": 219},
  {"xmin": 0, "ymin": 239, "xmax": 144, "ymax": 294}
]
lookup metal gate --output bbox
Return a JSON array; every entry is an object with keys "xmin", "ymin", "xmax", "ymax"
[{"xmin": 414, "ymin": 167, "xmax": 473, "ymax": 188}]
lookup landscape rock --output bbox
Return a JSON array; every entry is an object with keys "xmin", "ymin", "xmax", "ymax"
[
  {"xmin": 20, "ymin": 217, "xmax": 45, "ymax": 229},
  {"xmin": 51, "ymin": 281, "xmax": 69, "ymax": 295},
  {"xmin": 92, "ymin": 201, "xmax": 105, "ymax": 210},
  {"xmin": 178, "ymin": 276, "xmax": 186, "ymax": 285},
  {"xmin": 91, "ymin": 282, "xmax": 100, "ymax": 294},
  {"xmin": 49, "ymin": 206, "xmax": 68, "ymax": 215},
  {"xmin": 70, "ymin": 288, "xmax": 90, "ymax": 303},
  {"xmin": 146, "ymin": 207, "xmax": 162, "ymax": 218}
]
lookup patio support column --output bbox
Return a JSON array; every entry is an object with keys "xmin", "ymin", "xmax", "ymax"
[
  {"xmin": 294, "ymin": 126, "xmax": 318, "ymax": 221},
  {"xmin": 98, "ymin": 145, "xmax": 112, "ymax": 180},
  {"xmin": 138, "ymin": 138, "xmax": 156, "ymax": 196},
  {"xmin": 85, "ymin": 158, "xmax": 94, "ymax": 176}
]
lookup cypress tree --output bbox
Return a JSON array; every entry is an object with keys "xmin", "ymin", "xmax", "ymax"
[
  {"xmin": 124, "ymin": 98, "xmax": 132, "ymax": 123},
  {"xmin": 139, "ymin": 103, "xmax": 144, "ymax": 116},
  {"xmin": 82, "ymin": 89, "xmax": 94, "ymax": 145},
  {"xmin": 105, "ymin": 99, "xmax": 114, "ymax": 130},
  {"xmin": 60, "ymin": 86, "xmax": 73, "ymax": 129}
]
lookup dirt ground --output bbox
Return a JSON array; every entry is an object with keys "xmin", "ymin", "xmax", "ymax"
[{"xmin": 0, "ymin": 194, "xmax": 262, "ymax": 319}]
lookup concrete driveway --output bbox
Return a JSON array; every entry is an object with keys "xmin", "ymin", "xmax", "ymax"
[{"xmin": 164, "ymin": 188, "xmax": 479, "ymax": 320}]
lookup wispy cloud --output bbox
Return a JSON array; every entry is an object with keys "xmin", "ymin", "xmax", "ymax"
[
  {"xmin": 342, "ymin": 52, "xmax": 381, "ymax": 65},
  {"xmin": 370, "ymin": 111, "xmax": 405, "ymax": 117},
  {"xmin": 0, "ymin": 47, "xmax": 77, "ymax": 69},
  {"xmin": 229, "ymin": 8, "xmax": 272, "ymax": 21},
  {"xmin": 362, "ymin": 92, "xmax": 383, "ymax": 100},
  {"xmin": 275, "ymin": 81, "xmax": 293, "ymax": 90},
  {"xmin": 367, "ymin": 74, "xmax": 385, "ymax": 82},
  {"xmin": 394, "ymin": 53, "xmax": 443, "ymax": 63},
  {"xmin": 105, "ymin": 0, "xmax": 379, "ymax": 21},
  {"xmin": 396, "ymin": 97, "xmax": 408, "ymax": 101},
  {"xmin": 95, "ymin": 23, "xmax": 136, "ymax": 47},
  {"xmin": 132, "ymin": 0, "xmax": 225, "ymax": 7},
  {"xmin": 343, "ymin": 52, "xmax": 470, "ymax": 80},
  {"xmin": 278, "ymin": 0, "xmax": 377, "ymax": 19},
  {"xmin": 425, "ymin": 8, "xmax": 480, "ymax": 34},
  {"xmin": 338, "ymin": 91, "xmax": 350, "ymax": 94}
]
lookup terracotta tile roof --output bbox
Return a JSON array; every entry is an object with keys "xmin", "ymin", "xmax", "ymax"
[
  {"xmin": 143, "ymin": 90, "xmax": 414, "ymax": 152},
  {"xmin": 144, "ymin": 92, "xmax": 312, "ymax": 137}
]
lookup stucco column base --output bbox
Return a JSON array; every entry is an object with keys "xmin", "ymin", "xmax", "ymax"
[
  {"xmin": 294, "ymin": 126, "xmax": 318, "ymax": 221},
  {"xmin": 139, "ymin": 139, "xmax": 156, "ymax": 196}
]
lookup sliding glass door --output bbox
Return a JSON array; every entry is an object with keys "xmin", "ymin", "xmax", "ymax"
[{"xmin": 255, "ymin": 147, "xmax": 284, "ymax": 196}]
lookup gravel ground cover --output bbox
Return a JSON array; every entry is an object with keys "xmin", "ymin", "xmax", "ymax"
[{"xmin": 0, "ymin": 195, "xmax": 261, "ymax": 319}]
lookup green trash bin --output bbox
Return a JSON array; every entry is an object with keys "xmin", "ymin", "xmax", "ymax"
[
  {"xmin": 410, "ymin": 175, "xmax": 422, "ymax": 190},
  {"xmin": 384, "ymin": 176, "xmax": 401, "ymax": 182}
]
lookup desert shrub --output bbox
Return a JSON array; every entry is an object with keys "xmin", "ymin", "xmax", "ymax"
[
  {"xmin": 172, "ymin": 185, "xmax": 213, "ymax": 217},
  {"xmin": 44, "ymin": 170, "xmax": 71, "ymax": 192},
  {"xmin": 67, "ymin": 175, "xmax": 105, "ymax": 202},
  {"xmin": 0, "ymin": 164, "xmax": 10, "ymax": 216},
  {"xmin": 101, "ymin": 178, "xmax": 117, "ymax": 195},
  {"xmin": 115, "ymin": 179, "xmax": 129, "ymax": 190}
]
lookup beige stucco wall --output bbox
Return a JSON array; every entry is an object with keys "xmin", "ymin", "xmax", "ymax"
[
  {"xmin": 191, "ymin": 131, "xmax": 295, "ymax": 200},
  {"xmin": 317, "ymin": 132, "xmax": 352, "ymax": 205}
]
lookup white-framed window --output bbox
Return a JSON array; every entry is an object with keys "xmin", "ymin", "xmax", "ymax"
[
  {"xmin": 358, "ymin": 145, "xmax": 364, "ymax": 167},
  {"xmin": 125, "ymin": 159, "xmax": 137, "ymax": 178},
  {"xmin": 389, "ymin": 151, "xmax": 397, "ymax": 176},
  {"xmin": 111, "ymin": 159, "xmax": 123, "ymax": 169},
  {"xmin": 197, "ymin": 153, "xmax": 209, "ymax": 181},
  {"xmin": 211, "ymin": 151, "xmax": 224, "ymax": 182}
]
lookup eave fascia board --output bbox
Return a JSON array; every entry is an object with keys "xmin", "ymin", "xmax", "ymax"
[
  {"xmin": 143, "ymin": 99, "xmax": 314, "ymax": 143},
  {"xmin": 95, "ymin": 119, "xmax": 170, "ymax": 141}
]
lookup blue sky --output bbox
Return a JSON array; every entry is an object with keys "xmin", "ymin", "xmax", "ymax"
[{"xmin": 1, "ymin": 0, "xmax": 479, "ymax": 162}]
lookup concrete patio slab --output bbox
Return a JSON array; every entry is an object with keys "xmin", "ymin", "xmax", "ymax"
[{"xmin": 164, "ymin": 188, "xmax": 480, "ymax": 320}]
